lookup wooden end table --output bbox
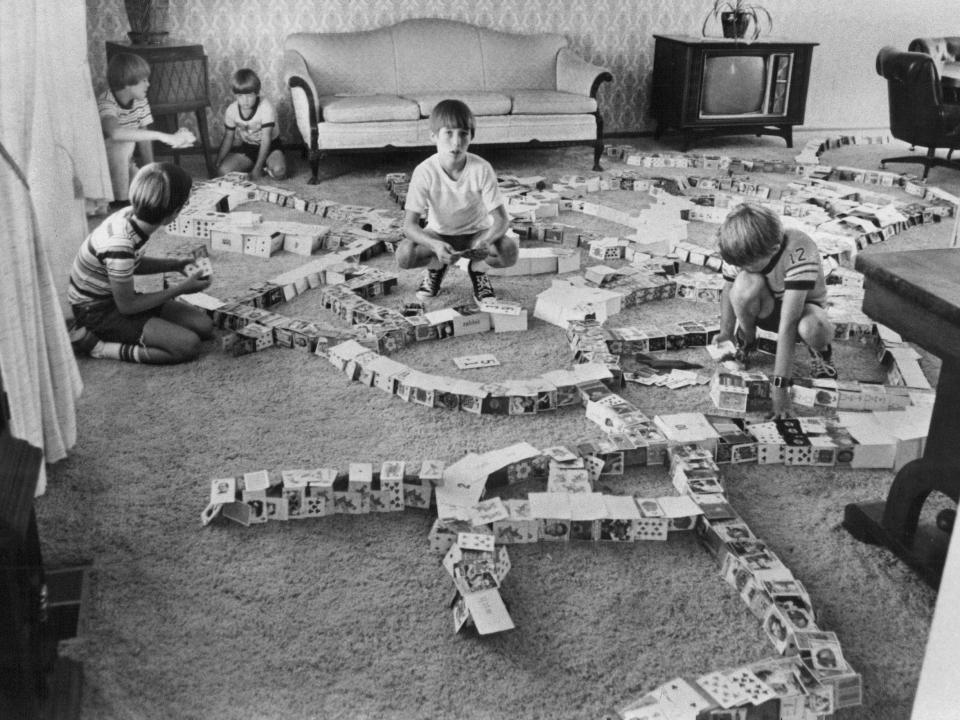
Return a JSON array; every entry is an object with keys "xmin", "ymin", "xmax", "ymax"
[{"xmin": 843, "ymin": 248, "xmax": 960, "ymax": 588}]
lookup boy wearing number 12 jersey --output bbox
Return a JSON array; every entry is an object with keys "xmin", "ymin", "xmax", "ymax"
[{"xmin": 713, "ymin": 202, "xmax": 836, "ymax": 417}]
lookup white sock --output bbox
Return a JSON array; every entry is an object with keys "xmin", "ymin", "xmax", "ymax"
[{"xmin": 89, "ymin": 341, "xmax": 144, "ymax": 362}]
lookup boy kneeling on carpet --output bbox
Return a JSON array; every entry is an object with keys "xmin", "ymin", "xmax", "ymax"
[
  {"xmin": 713, "ymin": 202, "xmax": 837, "ymax": 417},
  {"xmin": 68, "ymin": 162, "xmax": 214, "ymax": 364},
  {"xmin": 397, "ymin": 99, "xmax": 518, "ymax": 304}
]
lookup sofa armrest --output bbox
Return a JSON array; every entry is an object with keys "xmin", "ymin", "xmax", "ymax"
[
  {"xmin": 556, "ymin": 47, "xmax": 612, "ymax": 98},
  {"xmin": 282, "ymin": 49, "xmax": 321, "ymax": 151}
]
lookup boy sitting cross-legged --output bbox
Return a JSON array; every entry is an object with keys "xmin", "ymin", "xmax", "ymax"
[
  {"xmin": 396, "ymin": 99, "xmax": 518, "ymax": 304},
  {"xmin": 713, "ymin": 202, "xmax": 836, "ymax": 417}
]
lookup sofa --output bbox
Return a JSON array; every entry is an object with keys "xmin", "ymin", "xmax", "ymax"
[{"xmin": 282, "ymin": 18, "xmax": 613, "ymax": 183}]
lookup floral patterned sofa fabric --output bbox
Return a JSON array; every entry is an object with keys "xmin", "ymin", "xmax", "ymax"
[{"xmin": 283, "ymin": 18, "xmax": 612, "ymax": 182}]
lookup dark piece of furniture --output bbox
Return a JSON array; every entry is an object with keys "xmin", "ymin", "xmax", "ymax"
[
  {"xmin": 843, "ymin": 249, "xmax": 960, "ymax": 588},
  {"xmin": 106, "ymin": 39, "xmax": 215, "ymax": 177},
  {"xmin": 0, "ymin": 377, "xmax": 87, "ymax": 719},
  {"xmin": 876, "ymin": 46, "xmax": 960, "ymax": 180},
  {"xmin": 651, "ymin": 35, "xmax": 816, "ymax": 150},
  {"xmin": 908, "ymin": 37, "xmax": 960, "ymax": 102}
]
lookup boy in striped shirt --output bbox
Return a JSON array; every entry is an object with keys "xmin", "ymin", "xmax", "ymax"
[
  {"xmin": 99, "ymin": 52, "xmax": 195, "ymax": 208},
  {"xmin": 714, "ymin": 203, "xmax": 836, "ymax": 417},
  {"xmin": 68, "ymin": 163, "xmax": 213, "ymax": 364}
]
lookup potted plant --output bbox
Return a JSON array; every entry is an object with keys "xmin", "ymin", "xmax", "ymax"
[{"xmin": 701, "ymin": 1, "xmax": 773, "ymax": 41}]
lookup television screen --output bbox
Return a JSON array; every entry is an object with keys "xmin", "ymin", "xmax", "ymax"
[{"xmin": 701, "ymin": 54, "xmax": 766, "ymax": 116}]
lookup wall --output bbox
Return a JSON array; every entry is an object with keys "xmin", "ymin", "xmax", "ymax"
[{"xmin": 85, "ymin": 0, "xmax": 959, "ymax": 146}]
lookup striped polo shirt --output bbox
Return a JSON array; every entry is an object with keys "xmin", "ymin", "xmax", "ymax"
[
  {"xmin": 722, "ymin": 229, "xmax": 827, "ymax": 306},
  {"xmin": 68, "ymin": 209, "xmax": 150, "ymax": 306},
  {"xmin": 97, "ymin": 89, "xmax": 153, "ymax": 134}
]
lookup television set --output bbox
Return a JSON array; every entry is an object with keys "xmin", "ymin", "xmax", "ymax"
[{"xmin": 651, "ymin": 35, "xmax": 817, "ymax": 149}]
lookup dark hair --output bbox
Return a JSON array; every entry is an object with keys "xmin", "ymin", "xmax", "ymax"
[
  {"xmin": 106, "ymin": 53, "xmax": 151, "ymax": 92},
  {"xmin": 231, "ymin": 68, "xmax": 261, "ymax": 94},
  {"xmin": 716, "ymin": 202, "xmax": 783, "ymax": 267},
  {"xmin": 129, "ymin": 162, "xmax": 193, "ymax": 225},
  {"xmin": 429, "ymin": 99, "xmax": 476, "ymax": 139}
]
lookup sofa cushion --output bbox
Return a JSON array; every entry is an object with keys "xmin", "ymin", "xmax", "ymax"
[
  {"xmin": 481, "ymin": 32, "xmax": 567, "ymax": 92},
  {"xmin": 508, "ymin": 114, "xmax": 598, "ymax": 142},
  {"xmin": 286, "ymin": 29, "xmax": 399, "ymax": 95},
  {"xmin": 406, "ymin": 92, "xmax": 513, "ymax": 118},
  {"xmin": 392, "ymin": 19, "xmax": 485, "ymax": 94},
  {"xmin": 319, "ymin": 95, "xmax": 420, "ymax": 123},
  {"xmin": 318, "ymin": 120, "xmax": 421, "ymax": 150},
  {"xmin": 510, "ymin": 90, "xmax": 597, "ymax": 115}
]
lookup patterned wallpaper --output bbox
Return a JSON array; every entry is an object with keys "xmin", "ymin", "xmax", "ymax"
[
  {"xmin": 85, "ymin": 0, "xmax": 700, "ymax": 144},
  {"xmin": 84, "ymin": 0, "xmax": 960, "ymax": 148}
]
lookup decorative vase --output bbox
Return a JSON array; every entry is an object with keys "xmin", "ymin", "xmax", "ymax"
[
  {"xmin": 720, "ymin": 11, "xmax": 751, "ymax": 39},
  {"xmin": 124, "ymin": 0, "xmax": 170, "ymax": 45}
]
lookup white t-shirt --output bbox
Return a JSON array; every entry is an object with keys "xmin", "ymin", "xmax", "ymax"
[
  {"xmin": 223, "ymin": 96, "xmax": 279, "ymax": 146},
  {"xmin": 405, "ymin": 153, "xmax": 504, "ymax": 235}
]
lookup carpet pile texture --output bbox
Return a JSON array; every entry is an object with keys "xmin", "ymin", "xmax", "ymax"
[{"xmin": 39, "ymin": 132, "xmax": 959, "ymax": 720}]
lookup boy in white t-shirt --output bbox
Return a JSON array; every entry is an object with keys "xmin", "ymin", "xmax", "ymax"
[
  {"xmin": 214, "ymin": 68, "xmax": 286, "ymax": 180},
  {"xmin": 397, "ymin": 99, "xmax": 517, "ymax": 303}
]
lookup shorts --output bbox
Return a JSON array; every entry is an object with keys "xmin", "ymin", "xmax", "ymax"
[
  {"xmin": 234, "ymin": 137, "xmax": 283, "ymax": 164},
  {"xmin": 72, "ymin": 299, "xmax": 161, "ymax": 345},
  {"xmin": 755, "ymin": 297, "xmax": 826, "ymax": 333},
  {"xmin": 438, "ymin": 232, "xmax": 480, "ymax": 253},
  {"xmin": 755, "ymin": 299, "xmax": 783, "ymax": 333}
]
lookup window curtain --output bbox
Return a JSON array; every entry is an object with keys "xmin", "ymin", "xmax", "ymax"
[{"xmin": 0, "ymin": 0, "xmax": 108, "ymax": 494}]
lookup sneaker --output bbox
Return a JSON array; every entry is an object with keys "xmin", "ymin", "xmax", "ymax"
[
  {"xmin": 67, "ymin": 321, "xmax": 100, "ymax": 356},
  {"xmin": 732, "ymin": 327, "xmax": 758, "ymax": 369},
  {"xmin": 415, "ymin": 264, "xmax": 448, "ymax": 300},
  {"xmin": 467, "ymin": 261, "xmax": 496, "ymax": 304},
  {"xmin": 809, "ymin": 344, "xmax": 838, "ymax": 379}
]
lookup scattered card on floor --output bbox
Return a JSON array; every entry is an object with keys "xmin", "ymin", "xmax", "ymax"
[{"xmin": 453, "ymin": 354, "xmax": 500, "ymax": 370}]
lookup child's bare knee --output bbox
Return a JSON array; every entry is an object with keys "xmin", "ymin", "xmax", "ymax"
[
  {"xmin": 196, "ymin": 316, "xmax": 214, "ymax": 340},
  {"xmin": 173, "ymin": 335, "xmax": 203, "ymax": 362},
  {"xmin": 488, "ymin": 236, "xmax": 518, "ymax": 267}
]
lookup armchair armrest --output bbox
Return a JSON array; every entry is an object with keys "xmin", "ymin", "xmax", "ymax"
[
  {"xmin": 282, "ymin": 49, "xmax": 321, "ymax": 151},
  {"xmin": 909, "ymin": 37, "xmax": 960, "ymax": 64},
  {"xmin": 556, "ymin": 48, "xmax": 612, "ymax": 98}
]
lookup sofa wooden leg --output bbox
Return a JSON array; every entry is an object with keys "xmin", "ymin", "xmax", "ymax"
[
  {"xmin": 308, "ymin": 150, "xmax": 322, "ymax": 185},
  {"xmin": 592, "ymin": 143, "xmax": 604, "ymax": 172}
]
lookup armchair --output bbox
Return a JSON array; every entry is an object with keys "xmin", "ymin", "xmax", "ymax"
[
  {"xmin": 876, "ymin": 46, "xmax": 960, "ymax": 180},
  {"xmin": 908, "ymin": 37, "xmax": 960, "ymax": 101}
]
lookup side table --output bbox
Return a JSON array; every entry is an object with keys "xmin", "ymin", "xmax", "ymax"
[
  {"xmin": 842, "ymin": 249, "xmax": 960, "ymax": 588},
  {"xmin": 106, "ymin": 39, "xmax": 215, "ymax": 177}
]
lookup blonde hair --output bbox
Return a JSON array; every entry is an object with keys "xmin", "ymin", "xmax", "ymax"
[
  {"xmin": 716, "ymin": 203, "xmax": 783, "ymax": 267},
  {"xmin": 130, "ymin": 162, "xmax": 193, "ymax": 225}
]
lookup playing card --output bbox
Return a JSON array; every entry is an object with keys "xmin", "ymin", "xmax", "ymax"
[
  {"xmin": 462, "ymin": 588, "xmax": 515, "ymax": 635},
  {"xmin": 647, "ymin": 677, "xmax": 716, "ymax": 716},
  {"xmin": 470, "ymin": 498, "xmax": 509, "ymax": 525},
  {"xmin": 541, "ymin": 445, "xmax": 580, "ymax": 462},
  {"xmin": 725, "ymin": 668, "xmax": 777, "ymax": 705},
  {"xmin": 200, "ymin": 501, "xmax": 221, "ymax": 526},
  {"xmin": 696, "ymin": 670, "xmax": 751, "ymax": 708},
  {"xmin": 457, "ymin": 531, "xmax": 495, "ymax": 552},
  {"xmin": 634, "ymin": 516, "xmax": 669, "ymax": 541},
  {"xmin": 210, "ymin": 477, "xmax": 236, "ymax": 505},
  {"xmin": 453, "ymin": 353, "xmax": 500, "ymax": 370},
  {"xmin": 265, "ymin": 496, "xmax": 289, "ymax": 522}
]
